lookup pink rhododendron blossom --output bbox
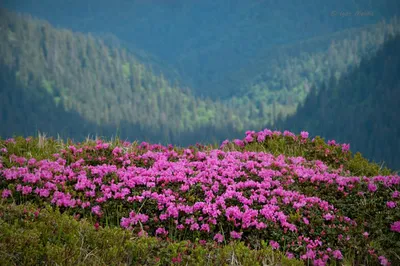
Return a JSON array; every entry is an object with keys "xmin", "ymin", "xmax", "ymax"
[
  {"xmin": 230, "ymin": 231, "xmax": 243, "ymax": 239},
  {"xmin": 313, "ymin": 259, "xmax": 326, "ymax": 266},
  {"xmin": 214, "ymin": 233, "xmax": 224, "ymax": 243},
  {"xmin": 341, "ymin": 143, "xmax": 350, "ymax": 152},
  {"xmin": 368, "ymin": 183, "xmax": 377, "ymax": 192},
  {"xmin": 244, "ymin": 134, "xmax": 253, "ymax": 143},
  {"xmin": 323, "ymin": 213, "xmax": 335, "ymax": 221},
  {"xmin": 392, "ymin": 191, "xmax": 399, "ymax": 198},
  {"xmin": 220, "ymin": 140, "xmax": 229, "ymax": 149},
  {"xmin": 379, "ymin": 256, "xmax": 389, "ymax": 266},
  {"xmin": 155, "ymin": 227, "xmax": 168, "ymax": 236},
  {"xmin": 269, "ymin": 240, "xmax": 280, "ymax": 250},
  {"xmin": 91, "ymin": 205, "xmax": 102, "ymax": 216},
  {"xmin": 1, "ymin": 189, "xmax": 11, "ymax": 198},
  {"xmin": 332, "ymin": 250, "xmax": 343, "ymax": 260},
  {"xmin": 138, "ymin": 230, "xmax": 148, "ymax": 237},
  {"xmin": 390, "ymin": 221, "xmax": 400, "ymax": 233},
  {"xmin": 300, "ymin": 131, "xmax": 309, "ymax": 139},
  {"xmin": 233, "ymin": 139, "xmax": 244, "ymax": 147},
  {"xmin": 386, "ymin": 201, "xmax": 397, "ymax": 208},
  {"xmin": 285, "ymin": 252, "xmax": 294, "ymax": 259}
]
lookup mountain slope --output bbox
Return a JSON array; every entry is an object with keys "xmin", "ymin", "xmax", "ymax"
[
  {"xmin": 278, "ymin": 34, "xmax": 400, "ymax": 169},
  {"xmin": 3, "ymin": 0, "xmax": 400, "ymax": 98},
  {"xmin": 0, "ymin": 9, "xmax": 246, "ymax": 144},
  {"xmin": 224, "ymin": 18, "xmax": 400, "ymax": 124}
]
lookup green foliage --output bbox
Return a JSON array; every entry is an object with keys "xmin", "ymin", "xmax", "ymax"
[
  {"xmin": 120, "ymin": 63, "xmax": 129, "ymax": 79},
  {"xmin": 0, "ymin": 202, "xmax": 303, "ymax": 266},
  {"xmin": 41, "ymin": 79, "xmax": 53, "ymax": 95}
]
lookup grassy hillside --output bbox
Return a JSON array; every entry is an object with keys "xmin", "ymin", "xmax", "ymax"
[{"xmin": 0, "ymin": 130, "xmax": 398, "ymax": 265}]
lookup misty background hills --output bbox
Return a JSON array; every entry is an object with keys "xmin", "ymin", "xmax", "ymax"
[{"xmin": 0, "ymin": 1, "xmax": 400, "ymax": 169}]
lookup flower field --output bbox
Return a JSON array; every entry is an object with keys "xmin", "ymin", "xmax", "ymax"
[{"xmin": 1, "ymin": 129, "xmax": 399, "ymax": 265}]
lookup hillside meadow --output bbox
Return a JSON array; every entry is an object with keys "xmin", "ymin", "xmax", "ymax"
[{"xmin": 0, "ymin": 129, "xmax": 399, "ymax": 265}]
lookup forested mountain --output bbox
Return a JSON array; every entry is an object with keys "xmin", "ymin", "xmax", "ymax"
[
  {"xmin": 1, "ymin": 5, "xmax": 400, "ymax": 168},
  {"xmin": 0, "ymin": 10, "xmax": 246, "ymax": 144},
  {"xmin": 3, "ymin": 0, "xmax": 400, "ymax": 98},
  {"xmin": 278, "ymin": 35, "xmax": 400, "ymax": 170},
  {"xmin": 3, "ymin": 8, "xmax": 398, "ymax": 138},
  {"xmin": 225, "ymin": 18, "xmax": 400, "ymax": 125}
]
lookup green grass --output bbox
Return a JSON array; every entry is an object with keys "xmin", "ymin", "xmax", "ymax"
[{"xmin": 0, "ymin": 202, "xmax": 303, "ymax": 266}]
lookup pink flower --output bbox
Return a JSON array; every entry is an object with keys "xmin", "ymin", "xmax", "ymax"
[
  {"xmin": 368, "ymin": 249, "xmax": 376, "ymax": 256},
  {"xmin": 176, "ymin": 224, "xmax": 185, "ymax": 230},
  {"xmin": 390, "ymin": 221, "xmax": 400, "ymax": 233},
  {"xmin": 363, "ymin": 232, "xmax": 369, "ymax": 238},
  {"xmin": 257, "ymin": 133, "xmax": 266, "ymax": 143},
  {"xmin": 313, "ymin": 259, "xmax": 326, "ymax": 266},
  {"xmin": 303, "ymin": 249, "xmax": 316, "ymax": 259},
  {"xmin": 368, "ymin": 183, "xmax": 377, "ymax": 192},
  {"xmin": 230, "ymin": 231, "xmax": 243, "ymax": 239},
  {"xmin": 91, "ymin": 205, "xmax": 102, "ymax": 216},
  {"xmin": 300, "ymin": 131, "xmax": 309, "ymax": 139},
  {"xmin": 214, "ymin": 233, "xmax": 224, "ymax": 243},
  {"xmin": 244, "ymin": 131, "xmax": 255, "ymax": 143},
  {"xmin": 341, "ymin": 143, "xmax": 350, "ymax": 152},
  {"xmin": 1, "ymin": 189, "xmax": 12, "ymax": 198},
  {"xmin": 180, "ymin": 184, "xmax": 190, "ymax": 192},
  {"xmin": 199, "ymin": 239, "xmax": 206, "ymax": 245},
  {"xmin": 138, "ymin": 230, "xmax": 148, "ymax": 237},
  {"xmin": 120, "ymin": 217, "xmax": 131, "ymax": 229},
  {"xmin": 323, "ymin": 213, "xmax": 335, "ymax": 221},
  {"xmin": 155, "ymin": 227, "xmax": 168, "ymax": 236},
  {"xmin": 233, "ymin": 139, "xmax": 244, "ymax": 147},
  {"xmin": 5, "ymin": 138, "xmax": 16, "ymax": 144},
  {"xmin": 269, "ymin": 240, "xmax": 280, "ymax": 250},
  {"xmin": 332, "ymin": 250, "xmax": 343, "ymax": 260},
  {"xmin": 123, "ymin": 141, "xmax": 131, "ymax": 147},
  {"xmin": 328, "ymin": 140, "xmax": 337, "ymax": 146},
  {"xmin": 21, "ymin": 186, "xmax": 33, "ymax": 195},
  {"xmin": 112, "ymin": 147, "xmax": 122, "ymax": 156},
  {"xmin": 386, "ymin": 201, "xmax": 397, "ymax": 208},
  {"xmin": 379, "ymin": 256, "xmax": 389, "ymax": 266},
  {"xmin": 190, "ymin": 223, "xmax": 200, "ymax": 231},
  {"xmin": 286, "ymin": 252, "xmax": 294, "ymax": 259},
  {"xmin": 171, "ymin": 254, "xmax": 182, "ymax": 263},
  {"xmin": 220, "ymin": 140, "xmax": 229, "ymax": 149},
  {"xmin": 392, "ymin": 191, "xmax": 400, "ymax": 198},
  {"xmin": 200, "ymin": 223, "xmax": 210, "ymax": 232}
]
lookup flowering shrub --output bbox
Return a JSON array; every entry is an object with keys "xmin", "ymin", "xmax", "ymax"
[
  {"xmin": 0, "ymin": 202, "xmax": 302, "ymax": 265},
  {"xmin": 0, "ymin": 129, "xmax": 399, "ymax": 265}
]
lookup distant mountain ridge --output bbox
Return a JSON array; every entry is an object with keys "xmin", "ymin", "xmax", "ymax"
[{"xmin": 3, "ymin": 0, "xmax": 400, "ymax": 98}]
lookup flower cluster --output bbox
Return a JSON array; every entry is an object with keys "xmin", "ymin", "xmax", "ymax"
[{"xmin": 0, "ymin": 130, "xmax": 398, "ymax": 266}]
